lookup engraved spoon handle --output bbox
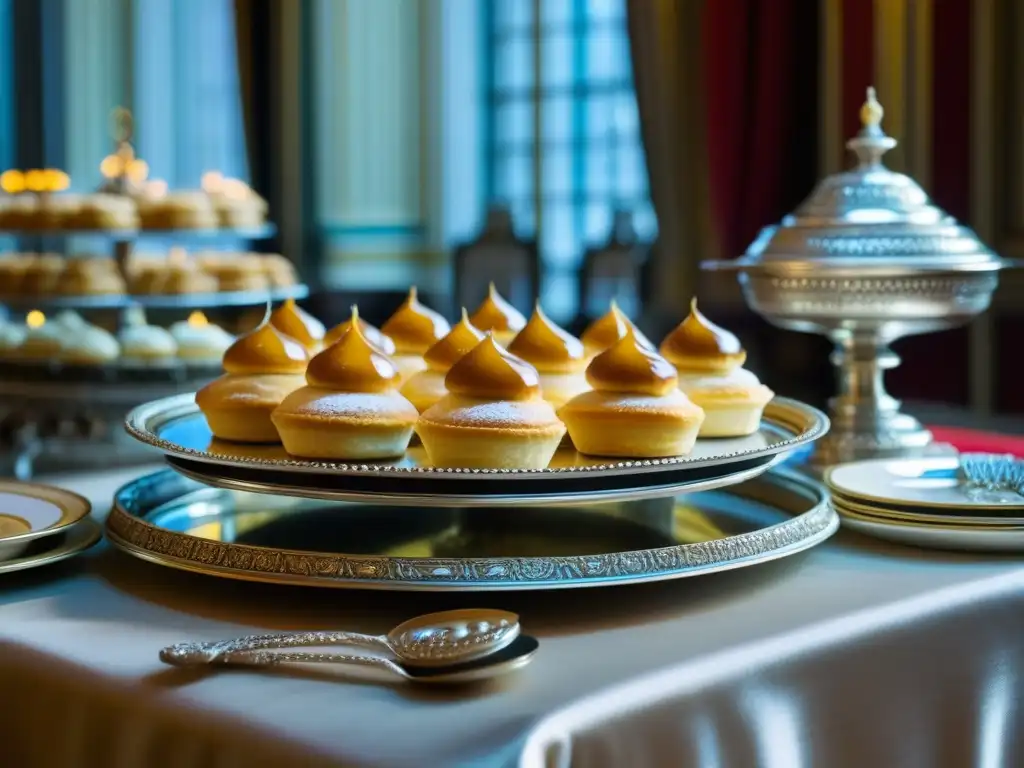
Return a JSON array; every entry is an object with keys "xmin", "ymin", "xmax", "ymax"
[
  {"xmin": 215, "ymin": 649, "xmax": 406, "ymax": 678},
  {"xmin": 159, "ymin": 631, "xmax": 388, "ymax": 666}
]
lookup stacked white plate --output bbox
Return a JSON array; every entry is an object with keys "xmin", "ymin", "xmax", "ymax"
[
  {"xmin": 825, "ymin": 454, "xmax": 1024, "ymax": 552},
  {"xmin": 0, "ymin": 481, "xmax": 101, "ymax": 573}
]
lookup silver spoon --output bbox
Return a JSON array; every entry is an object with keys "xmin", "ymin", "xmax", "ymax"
[
  {"xmin": 159, "ymin": 609, "xmax": 521, "ymax": 669},
  {"xmin": 167, "ymin": 634, "xmax": 540, "ymax": 686}
]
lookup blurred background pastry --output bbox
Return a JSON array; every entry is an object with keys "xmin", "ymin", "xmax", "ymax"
[
  {"xmin": 0, "ymin": 254, "xmax": 31, "ymax": 295},
  {"xmin": 16, "ymin": 310, "xmax": 65, "ymax": 360},
  {"xmin": 0, "ymin": 318, "xmax": 26, "ymax": 356},
  {"xmin": 416, "ymin": 335, "xmax": 565, "ymax": 469},
  {"xmin": 169, "ymin": 311, "xmax": 234, "ymax": 364},
  {"xmin": 560, "ymin": 324, "xmax": 704, "ymax": 457},
  {"xmin": 139, "ymin": 191, "xmax": 218, "ymax": 229},
  {"xmin": 659, "ymin": 299, "xmax": 774, "ymax": 437},
  {"xmin": 161, "ymin": 248, "xmax": 217, "ymax": 294},
  {"xmin": 260, "ymin": 254, "xmax": 298, "ymax": 287},
  {"xmin": 60, "ymin": 320, "xmax": 120, "ymax": 366},
  {"xmin": 74, "ymin": 193, "xmax": 139, "ymax": 229},
  {"xmin": 272, "ymin": 308, "xmax": 418, "ymax": 460},
  {"xmin": 380, "ymin": 287, "xmax": 450, "ymax": 381},
  {"xmin": 20, "ymin": 254, "xmax": 64, "ymax": 295},
  {"xmin": 57, "ymin": 257, "xmax": 127, "ymax": 295},
  {"xmin": 200, "ymin": 252, "xmax": 269, "ymax": 292},
  {"xmin": 202, "ymin": 174, "xmax": 268, "ymax": 228},
  {"xmin": 508, "ymin": 305, "xmax": 590, "ymax": 409},
  {"xmin": 117, "ymin": 308, "xmax": 178, "ymax": 366}
]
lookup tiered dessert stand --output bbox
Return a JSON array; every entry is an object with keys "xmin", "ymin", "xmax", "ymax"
[
  {"xmin": 107, "ymin": 394, "xmax": 837, "ymax": 591},
  {"xmin": 0, "ymin": 115, "xmax": 309, "ymax": 477}
]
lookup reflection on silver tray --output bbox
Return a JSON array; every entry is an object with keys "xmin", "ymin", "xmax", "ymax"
[
  {"xmin": 105, "ymin": 468, "xmax": 838, "ymax": 590},
  {"xmin": 0, "ymin": 283, "xmax": 308, "ymax": 311}
]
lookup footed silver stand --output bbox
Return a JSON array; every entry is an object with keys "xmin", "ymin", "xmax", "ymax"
[{"xmin": 705, "ymin": 87, "xmax": 1006, "ymax": 473}]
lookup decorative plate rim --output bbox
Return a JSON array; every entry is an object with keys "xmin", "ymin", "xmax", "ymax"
[
  {"xmin": 0, "ymin": 480, "xmax": 93, "ymax": 544},
  {"xmin": 104, "ymin": 469, "xmax": 839, "ymax": 590},
  {"xmin": 124, "ymin": 394, "xmax": 829, "ymax": 478}
]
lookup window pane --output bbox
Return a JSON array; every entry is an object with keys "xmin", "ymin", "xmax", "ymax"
[
  {"xmin": 585, "ymin": 203, "xmax": 612, "ymax": 243},
  {"xmin": 542, "ymin": 94, "xmax": 573, "ymax": 142},
  {"xmin": 542, "ymin": 202, "xmax": 575, "ymax": 266},
  {"xmin": 586, "ymin": 29, "xmax": 628, "ymax": 82},
  {"xmin": 495, "ymin": 101, "xmax": 533, "ymax": 144},
  {"xmin": 495, "ymin": 38, "xmax": 533, "ymax": 90},
  {"xmin": 619, "ymin": 145, "xmax": 645, "ymax": 197},
  {"xmin": 495, "ymin": 152, "xmax": 533, "ymax": 200},
  {"xmin": 585, "ymin": 93, "xmax": 614, "ymax": 140},
  {"xmin": 541, "ymin": 0, "xmax": 573, "ymax": 26},
  {"xmin": 541, "ymin": 32, "xmax": 573, "ymax": 88},
  {"xmin": 542, "ymin": 147, "xmax": 573, "ymax": 196},
  {"xmin": 493, "ymin": 0, "xmax": 533, "ymax": 31},
  {"xmin": 540, "ymin": 270, "xmax": 577, "ymax": 323},
  {"xmin": 585, "ymin": 147, "xmax": 611, "ymax": 197},
  {"xmin": 587, "ymin": 0, "xmax": 625, "ymax": 22}
]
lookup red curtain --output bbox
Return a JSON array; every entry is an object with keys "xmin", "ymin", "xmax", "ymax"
[{"xmin": 702, "ymin": 0, "xmax": 820, "ymax": 260}]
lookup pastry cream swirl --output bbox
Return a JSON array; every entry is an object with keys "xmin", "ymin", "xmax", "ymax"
[
  {"xmin": 423, "ymin": 308, "xmax": 485, "ymax": 372},
  {"xmin": 222, "ymin": 322, "xmax": 309, "ymax": 375},
  {"xmin": 305, "ymin": 308, "xmax": 400, "ymax": 393},
  {"xmin": 469, "ymin": 282, "xmax": 526, "ymax": 336},
  {"xmin": 444, "ymin": 335, "xmax": 540, "ymax": 401},
  {"xmin": 659, "ymin": 298, "xmax": 746, "ymax": 373},
  {"xmin": 587, "ymin": 323, "xmax": 678, "ymax": 397},
  {"xmin": 507, "ymin": 304, "xmax": 586, "ymax": 373},
  {"xmin": 581, "ymin": 300, "xmax": 653, "ymax": 355},
  {"xmin": 324, "ymin": 308, "xmax": 396, "ymax": 355},
  {"xmin": 381, "ymin": 287, "xmax": 451, "ymax": 354},
  {"xmin": 270, "ymin": 298, "xmax": 325, "ymax": 351}
]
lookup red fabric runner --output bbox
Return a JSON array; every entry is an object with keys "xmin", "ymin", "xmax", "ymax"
[{"xmin": 929, "ymin": 427, "xmax": 1024, "ymax": 458}]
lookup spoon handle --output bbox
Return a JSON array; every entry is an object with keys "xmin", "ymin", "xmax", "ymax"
[
  {"xmin": 205, "ymin": 649, "xmax": 406, "ymax": 677},
  {"xmin": 159, "ymin": 630, "xmax": 387, "ymax": 666}
]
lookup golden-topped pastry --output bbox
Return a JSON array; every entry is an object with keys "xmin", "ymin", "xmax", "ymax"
[
  {"xmin": 272, "ymin": 308, "xmax": 418, "ymax": 460},
  {"xmin": 416, "ymin": 335, "xmax": 565, "ymax": 469},
  {"xmin": 507, "ymin": 304, "xmax": 590, "ymax": 409},
  {"xmin": 581, "ymin": 300, "xmax": 653, "ymax": 357},
  {"xmin": 400, "ymin": 308, "xmax": 484, "ymax": 413},
  {"xmin": 196, "ymin": 317, "xmax": 309, "ymax": 443},
  {"xmin": 380, "ymin": 287, "xmax": 451, "ymax": 381},
  {"xmin": 659, "ymin": 298, "xmax": 773, "ymax": 437},
  {"xmin": 270, "ymin": 298, "xmax": 325, "ymax": 353},
  {"xmin": 659, "ymin": 298, "xmax": 745, "ymax": 374},
  {"xmin": 324, "ymin": 309, "xmax": 396, "ymax": 354},
  {"xmin": 468, "ymin": 283, "xmax": 526, "ymax": 346},
  {"xmin": 560, "ymin": 321, "xmax": 704, "ymax": 457}
]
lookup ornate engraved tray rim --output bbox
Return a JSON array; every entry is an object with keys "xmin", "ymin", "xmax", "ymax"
[
  {"xmin": 104, "ymin": 468, "xmax": 839, "ymax": 591},
  {"xmin": 124, "ymin": 393, "xmax": 828, "ymax": 480}
]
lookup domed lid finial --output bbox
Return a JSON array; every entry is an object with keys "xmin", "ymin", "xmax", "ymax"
[
  {"xmin": 860, "ymin": 87, "xmax": 883, "ymax": 130},
  {"xmin": 846, "ymin": 85, "xmax": 897, "ymax": 169}
]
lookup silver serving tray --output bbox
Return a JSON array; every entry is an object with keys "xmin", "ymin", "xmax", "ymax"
[
  {"xmin": 124, "ymin": 395, "xmax": 828, "ymax": 504},
  {"xmin": 105, "ymin": 468, "xmax": 838, "ymax": 590}
]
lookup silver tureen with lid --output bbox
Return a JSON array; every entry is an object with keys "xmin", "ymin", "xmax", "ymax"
[{"xmin": 704, "ymin": 88, "xmax": 1006, "ymax": 471}]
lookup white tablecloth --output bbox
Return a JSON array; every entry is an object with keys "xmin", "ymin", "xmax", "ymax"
[{"xmin": 1, "ymin": 465, "xmax": 1022, "ymax": 767}]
